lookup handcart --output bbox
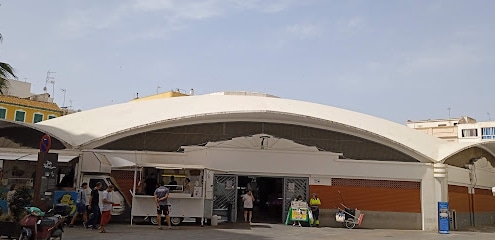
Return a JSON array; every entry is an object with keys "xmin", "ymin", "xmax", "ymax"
[
  {"xmin": 334, "ymin": 191, "xmax": 364, "ymax": 229},
  {"xmin": 335, "ymin": 204, "xmax": 364, "ymax": 229}
]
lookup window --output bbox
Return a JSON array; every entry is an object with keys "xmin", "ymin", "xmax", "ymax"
[
  {"xmin": 14, "ymin": 110, "xmax": 26, "ymax": 122},
  {"xmin": 48, "ymin": 115, "xmax": 56, "ymax": 119},
  {"xmin": 0, "ymin": 108, "xmax": 6, "ymax": 119},
  {"xmin": 462, "ymin": 129, "xmax": 478, "ymax": 137},
  {"xmin": 33, "ymin": 113, "xmax": 44, "ymax": 123},
  {"xmin": 481, "ymin": 127, "xmax": 495, "ymax": 139}
]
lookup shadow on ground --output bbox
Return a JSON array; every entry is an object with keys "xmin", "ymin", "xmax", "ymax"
[{"xmin": 457, "ymin": 224, "xmax": 495, "ymax": 233}]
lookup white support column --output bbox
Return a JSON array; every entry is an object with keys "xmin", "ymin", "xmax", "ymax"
[{"xmin": 421, "ymin": 163, "xmax": 448, "ymax": 231}]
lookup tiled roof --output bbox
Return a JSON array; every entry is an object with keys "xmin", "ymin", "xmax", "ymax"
[{"xmin": 0, "ymin": 95, "xmax": 62, "ymax": 112}]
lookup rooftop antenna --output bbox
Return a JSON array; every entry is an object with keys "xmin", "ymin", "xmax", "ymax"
[
  {"xmin": 44, "ymin": 70, "xmax": 56, "ymax": 93},
  {"xmin": 488, "ymin": 112, "xmax": 491, "ymax": 121},
  {"xmin": 60, "ymin": 88, "xmax": 66, "ymax": 107},
  {"xmin": 156, "ymin": 86, "xmax": 161, "ymax": 94},
  {"xmin": 447, "ymin": 107, "xmax": 451, "ymax": 119}
]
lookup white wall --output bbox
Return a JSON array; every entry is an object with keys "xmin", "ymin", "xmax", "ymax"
[
  {"xmin": 92, "ymin": 147, "xmax": 444, "ymax": 230},
  {"xmin": 448, "ymin": 166, "xmax": 471, "ymax": 186},
  {"xmin": 447, "ymin": 158, "xmax": 495, "ymax": 189},
  {"xmin": 185, "ymin": 147, "xmax": 429, "ymax": 181},
  {"xmin": 472, "ymin": 167, "xmax": 495, "ymax": 189},
  {"xmin": 5, "ymin": 79, "xmax": 31, "ymax": 98}
]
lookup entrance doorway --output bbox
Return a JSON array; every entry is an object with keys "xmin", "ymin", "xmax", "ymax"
[{"xmin": 237, "ymin": 176, "xmax": 284, "ymax": 223}]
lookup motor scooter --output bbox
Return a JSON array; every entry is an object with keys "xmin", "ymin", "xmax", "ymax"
[{"xmin": 18, "ymin": 206, "xmax": 69, "ymax": 240}]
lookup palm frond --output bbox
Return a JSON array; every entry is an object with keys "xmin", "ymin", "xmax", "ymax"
[
  {"xmin": 0, "ymin": 78, "xmax": 8, "ymax": 94},
  {"xmin": 0, "ymin": 62, "xmax": 16, "ymax": 94},
  {"xmin": 0, "ymin": 62, "xmax": 16, "ymax": 79}
]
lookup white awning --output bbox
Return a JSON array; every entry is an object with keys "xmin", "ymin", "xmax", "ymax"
[{"xmin": 0, "ymin": 152, "xmax": 78, "ymax": 162}]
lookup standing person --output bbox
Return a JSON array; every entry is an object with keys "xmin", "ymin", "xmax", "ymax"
[
  {"xmin": 154, "ymin": 181, "xmax": 171, "ymax": 230},
  {"xmin": 6, "ymin": 184, "xmax": 17, "ymax": 214},
  {"xmin": 84, "ymin": 182, "xmax": 92, "ymax": 209},
  {"xmin": 310, "ymin": 193, "xmax": 321, "ymax": 227},
  {"xmin": 168, "ymin": 176, "xmax": 178, "ymax": 190},
  {"xmin": 99, "ymin": 185, "xmax": 114, "ymax": 233},
  {"xmin": 183, "ymin": 178, "xmax": 191, "ymax": 194},
  {"xmin": 69, "ymin": 183, "xmax": 89, "ymax": 228},
  {"xmin": 242, "ymin": 190, "xmax": 254, "ymax": 223},
  {"xmin": 144, "ymin": 173, "xmax": 158, "ymax": 196},
  {"xmin": 87, "ymin": 182, "xmax": 103, "ymax": 230}
]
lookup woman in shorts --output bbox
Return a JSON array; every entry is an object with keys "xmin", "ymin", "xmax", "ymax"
[{"xmin": 242, "ymin": 190, "xmax": 255, "ymax": 223}]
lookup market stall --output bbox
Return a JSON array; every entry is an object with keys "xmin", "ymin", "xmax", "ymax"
[
  {"xmin": 129, "ymin": 164, "xmax": 212, "ymax": 226},
  {"xmin": 285, "ymin": 200, "xmax": 312, "ymax": 226}
]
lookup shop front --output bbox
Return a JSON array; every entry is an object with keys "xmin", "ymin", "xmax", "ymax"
[{"xmin": 212, "ymin": 174, "xmax": 309, "ymax": 224}]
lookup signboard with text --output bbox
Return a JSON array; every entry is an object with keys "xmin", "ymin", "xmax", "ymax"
[
  {"xmin": 33, "ymin": 152, "xmax": 59, "ymax": 211},
  {"xmin": 438, "ymin": 202, "xmax": 449, "ymax": 234}
]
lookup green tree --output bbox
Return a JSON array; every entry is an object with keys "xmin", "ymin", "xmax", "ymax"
[{"xmin": 0, "ymin": 33, "xmax": 17, "ymax": 94}]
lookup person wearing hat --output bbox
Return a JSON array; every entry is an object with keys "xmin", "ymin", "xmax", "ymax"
[{"xmin": 310, "ymin": 193, "xmax": 321, "ymax": 227}]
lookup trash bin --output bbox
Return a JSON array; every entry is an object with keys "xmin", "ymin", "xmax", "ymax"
[{"xmin": 211, "ymin": 215, "xmax": 218, "ymax": 226}]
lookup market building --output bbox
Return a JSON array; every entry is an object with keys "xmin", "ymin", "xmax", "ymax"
[{"xmin": 0, "ymin": 91, "xmax": 494, "ymax": 231}]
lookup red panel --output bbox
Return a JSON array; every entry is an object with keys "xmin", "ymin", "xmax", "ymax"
[
  {"xmin": 310, "ymin": 184, "xmax": 421, "ymax": 213},
  {"xmin": 474, "ymin": 188, "xmax": 495, "ymax": 212},
  {"xmin": 448, "ymin": 185, "xmax": 470, "ymax": 213}
]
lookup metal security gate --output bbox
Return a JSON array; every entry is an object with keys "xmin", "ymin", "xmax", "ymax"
[
  {"xmin": 283, "ymin": 177, "xmax": 309, "ymax": 222},
  {"xmin": 213, "ymin": 175, "xmax": 238, "ymax": 222}
]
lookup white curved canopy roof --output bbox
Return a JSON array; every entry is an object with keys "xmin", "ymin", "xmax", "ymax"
[{"xmin": 34, "ymin": 94, "xmax": 455, "ymax": 162}]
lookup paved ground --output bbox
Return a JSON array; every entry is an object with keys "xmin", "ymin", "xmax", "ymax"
[{"xmin": 55, "ymin": 222, "xmax": 495, "ymax": 240}]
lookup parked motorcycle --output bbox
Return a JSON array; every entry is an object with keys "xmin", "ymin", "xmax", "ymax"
[{"xmin": 19, "ymin": 205, "xmax": 69, "ymax": 240}]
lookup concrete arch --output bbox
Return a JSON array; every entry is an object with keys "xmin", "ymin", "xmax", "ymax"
[
  {"xmin": 35, "ymin": 94, "xmax": 445, "ymax": 162},
  {"xmin": 442, "ymin": 142, "xmax": 495, "ymax": 168},
  {"xmin": 0, "ymin": 119, "xmax": 71, "ymax": 149}
]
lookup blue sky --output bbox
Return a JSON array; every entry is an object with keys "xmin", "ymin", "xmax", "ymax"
[{"xmin": 0, "ymin": 0, "xmax": 494, "ymax": 124}]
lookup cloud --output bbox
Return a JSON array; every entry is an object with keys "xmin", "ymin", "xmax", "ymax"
[
  {"xmin": 57, "ymin": 0, "xmax": 298, "ymax": 40},
  {"xmin": 285, "ymin": 24, "xmax": 321, "ymax": 39},
  {"xmin": 232, "ymin": 0, "xmax": 297, "ymax": 13},
  {"xmin": 331, "ymin": 43, "xmax": 486, "ymax": 94},
  {"xmin": 130, "ymin": 0, "xmax": 224, "ymax": 21},
  {"xmin": 336, "ymin": 16, "xmax": 366, "ymax": 34},
  {"xmin": 398, "ymin": 44, "xmax": 482, "ymax": 75},
  {"xmin": 58, "ymin": 5, "xmax": 128, "ymax": 39}
]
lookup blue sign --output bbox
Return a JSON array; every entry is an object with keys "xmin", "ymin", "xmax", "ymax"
[{"xmin": 438, "ymin": 202, "xmax": 449, "ymax": 234}]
